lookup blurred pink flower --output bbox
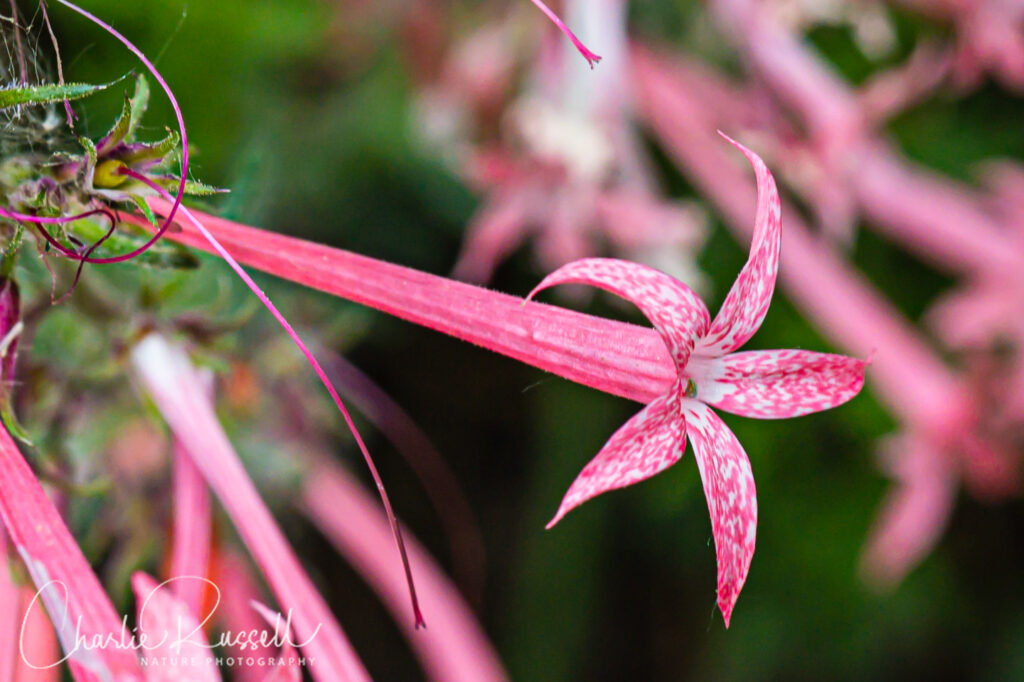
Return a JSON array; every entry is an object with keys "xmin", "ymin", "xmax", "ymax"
[
  {"xmin": 419, "ymin": 0, "xmax": 705, "ymax": 289},
  {"xmin": 131, "ymin": 335, "xmax": 370, "ymax": 682},
  {"xmin": 528, "ymin": 139, "xmax": 866, "ymax": 626},
  {"xmin": 897, "ymin": 0, "xmax": 1024, "ymax": 90},
  {"xmin": 860, "ymin": 434, "xmax": 957, "ymax": 586}
]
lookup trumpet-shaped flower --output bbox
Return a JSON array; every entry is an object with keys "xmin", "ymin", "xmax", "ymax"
[{"xmin": 528, "ymin": 137, "xmax": 867, "ymax": 625}]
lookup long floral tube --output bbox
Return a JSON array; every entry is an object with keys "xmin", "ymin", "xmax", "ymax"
[
  {"xmin": 0, "ymin": 426, "xmax": 143, "ymax": 681},
  {"xmin": 709, "ymin": 0, "xmax": 1024, "ymax": 278},
  {"xmin": 301, "ymin": 454, "xmax": 510, "ymax": 682},
  {"xmin": 168, "ymin": 370, "xmax": 213, "ymax": 616},
  {"xmin": 130, "ymin": 335, "xmax": 371, "ymax": 682},
  {"xmin": 631, "ymin": 49, "xmax": 972, "ymax": 440},
  {"xmin": 17, "ymin": 582, "xmax": 62, "ymax": 682},
  {"xmin": 213, "ymin": 550, "xmax": 274, "ymax": 682},
  {"xmin": 0, "ymin": 532, "xmax": 19, "ymax": 680},
  {"xmin": 144, "ymin": 199, "xmax": 676, "ymax": 406},
  {"xmin": 169, "ymin": 437, "xmax": 212, "ymax": 616}
]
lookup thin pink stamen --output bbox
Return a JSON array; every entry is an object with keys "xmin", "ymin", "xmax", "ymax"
[
  {"xmin": 120, "ymin": 167, "xmax": 425, "ymax": 629},
  {"xmin": 528, "ymin": 0, "xmax": 602, "ymax": 67}
]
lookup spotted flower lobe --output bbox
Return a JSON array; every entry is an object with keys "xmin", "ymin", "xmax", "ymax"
[
  {"xmin": 545, "ymin": 391, "xmax": 688, "ymax": 528},
  {"xmin": 528, "ymin": 257, "xmax": 711, "ymax": 365},
  {"xmin": 696, "ymin": 349, "xmax": 869, "ymax": 419},
  {"xmin": 696, "ymin": 133, "xmax": 782, "ymax": 357},
  {"xmin": 682, "ymin": 401, "xmax": 756, "ymax": 627}
]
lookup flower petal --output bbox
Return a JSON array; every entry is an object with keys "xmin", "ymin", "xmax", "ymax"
[
  {"xmin": 452, "ymin": 189, "xmax": 533, "ymax": 284},
  {"xmin": 529, "ymin": 258, "xmax": 710, "ymax": 369},
  {"xmin": 696, "ymin": 136, "xmax": 781, "ymax": 356},
  {"xmin": 861, "ymin": 435, "xmax": 956, "ymax": 587},
  {"xmin": 682, "ymin": 401, "xmax": 756, "ymax": 627},
  {"xmin": 547, "ymin": 390, "xmax": 687, "ymax": 528},
  {"xmin": 693, "ymin": 349, "xmax": 868, "ymax": 419}
]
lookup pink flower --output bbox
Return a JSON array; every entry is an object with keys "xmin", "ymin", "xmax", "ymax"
[{"xmin": 529, "ymin": 138, "xmax": 867, "ymax": 626}]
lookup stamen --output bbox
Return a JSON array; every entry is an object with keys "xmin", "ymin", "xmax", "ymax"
[
  {"xmin": 684, "ymin": 378, "xmax": 697, "ymax": 399},
  {"xmin": 528, "ymin": 0, "xmax": 602, "ymax": 68}
]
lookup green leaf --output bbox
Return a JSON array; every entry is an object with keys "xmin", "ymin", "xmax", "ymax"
[
  {"xmin": 184, "ymin": 180, "xmax": 229, "ymax": 196},
  {"xmin": 1, "ymin": 397, "xmax": 32, "ymax": 446},
  {"xmin": 0, "ymin": 81, "xmax": 115, "ymax": 109},
  {"xmin": 2, "ymin": 224, "xmax": 24, "ymax": 278},
  {"xmin": 77, "ymin": 136, "xmax": 98, "ymax": 186},
  {"xmin": 129, "ymin": 195, "xmax": 159, "ymax": 228},
  {"xmin": 127, "ymin": 74, "xmax": 150, "ymax": 139},
  {"xmin": 78, "ymin": 136, "xmax": 98, "ymax": 168},
  {"xmin": 118, "ymin": 129, "xmax": 179, "ymax": 166},
  {"xmin": 152, "ymin": 175, "xmax": 228, "ymax": 196},
  {"xmin": 97, "ymin": 95, "xmax": 133, "ymax": 155}
]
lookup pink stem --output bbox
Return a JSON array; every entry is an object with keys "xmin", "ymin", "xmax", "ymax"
[
  {"xmin": 302, "ymin": 454, "xmax": 509, "ymax": 682},
  {"xmin": 140, "ymin": 199, "xmax": 675, "ymax": 406},
  {"xmin": 528, "ymin": 0, "xmax": 602, "ymax": 67},
  {"xmin": 123, "ymin": 168, "xmax": 424, "ymax": 630},
  {"xmin": 131, "ymin": 334, "xmax": 371, "ymax": 682},
  {"xmin": 0, "ymin": 426, "xmax": 142, "ymax": 681}
]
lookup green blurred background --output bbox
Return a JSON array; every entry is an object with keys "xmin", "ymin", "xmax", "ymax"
[{"xmin": 31, "ymin": 0, "xmax": 1024, "ymax": 680}]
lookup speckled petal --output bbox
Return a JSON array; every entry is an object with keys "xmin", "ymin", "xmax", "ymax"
[
  {"xmin": 696, "ymin": 136, "xmax": 781, "ymax": 356},
  {"xmin": 694, "ymin": 349, "xmax": 868, "ymax": 419},
  {"xmin": 529, "ymin": 258, "xmax": 710, "ymax": 369},
  {"xmin": 547, "ymin": 390, "xmax": 686, "ymax": 528},
  {"xmin": 682, "ymin": 400, "xmax": 757, "ymax": 627}
]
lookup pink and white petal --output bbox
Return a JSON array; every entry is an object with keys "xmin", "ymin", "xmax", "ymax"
[
  {"xmin": 696, "ymin": 136, "xmax": 782, "ymax": 357},
  {"xmin": 861, "ymin": 435, "xmax": 956, "ymax": 587},
  {"xmin": 133, "ymin": 573, "xmax": 221, "ymax": 681},
  {"xmin": 681, "ymin": 401, "xmax": 757, "ymax": 627},
  {"xmin": 693, "ymin": 349, "xmax": 868, "ymax": 419},
  {"xmin": 547, "ymin": 390, "xmax": 687, "ymax": 528},
  {"xmin": 529, "ymin": 258, "xmax": 710, "ymax": 368}
]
